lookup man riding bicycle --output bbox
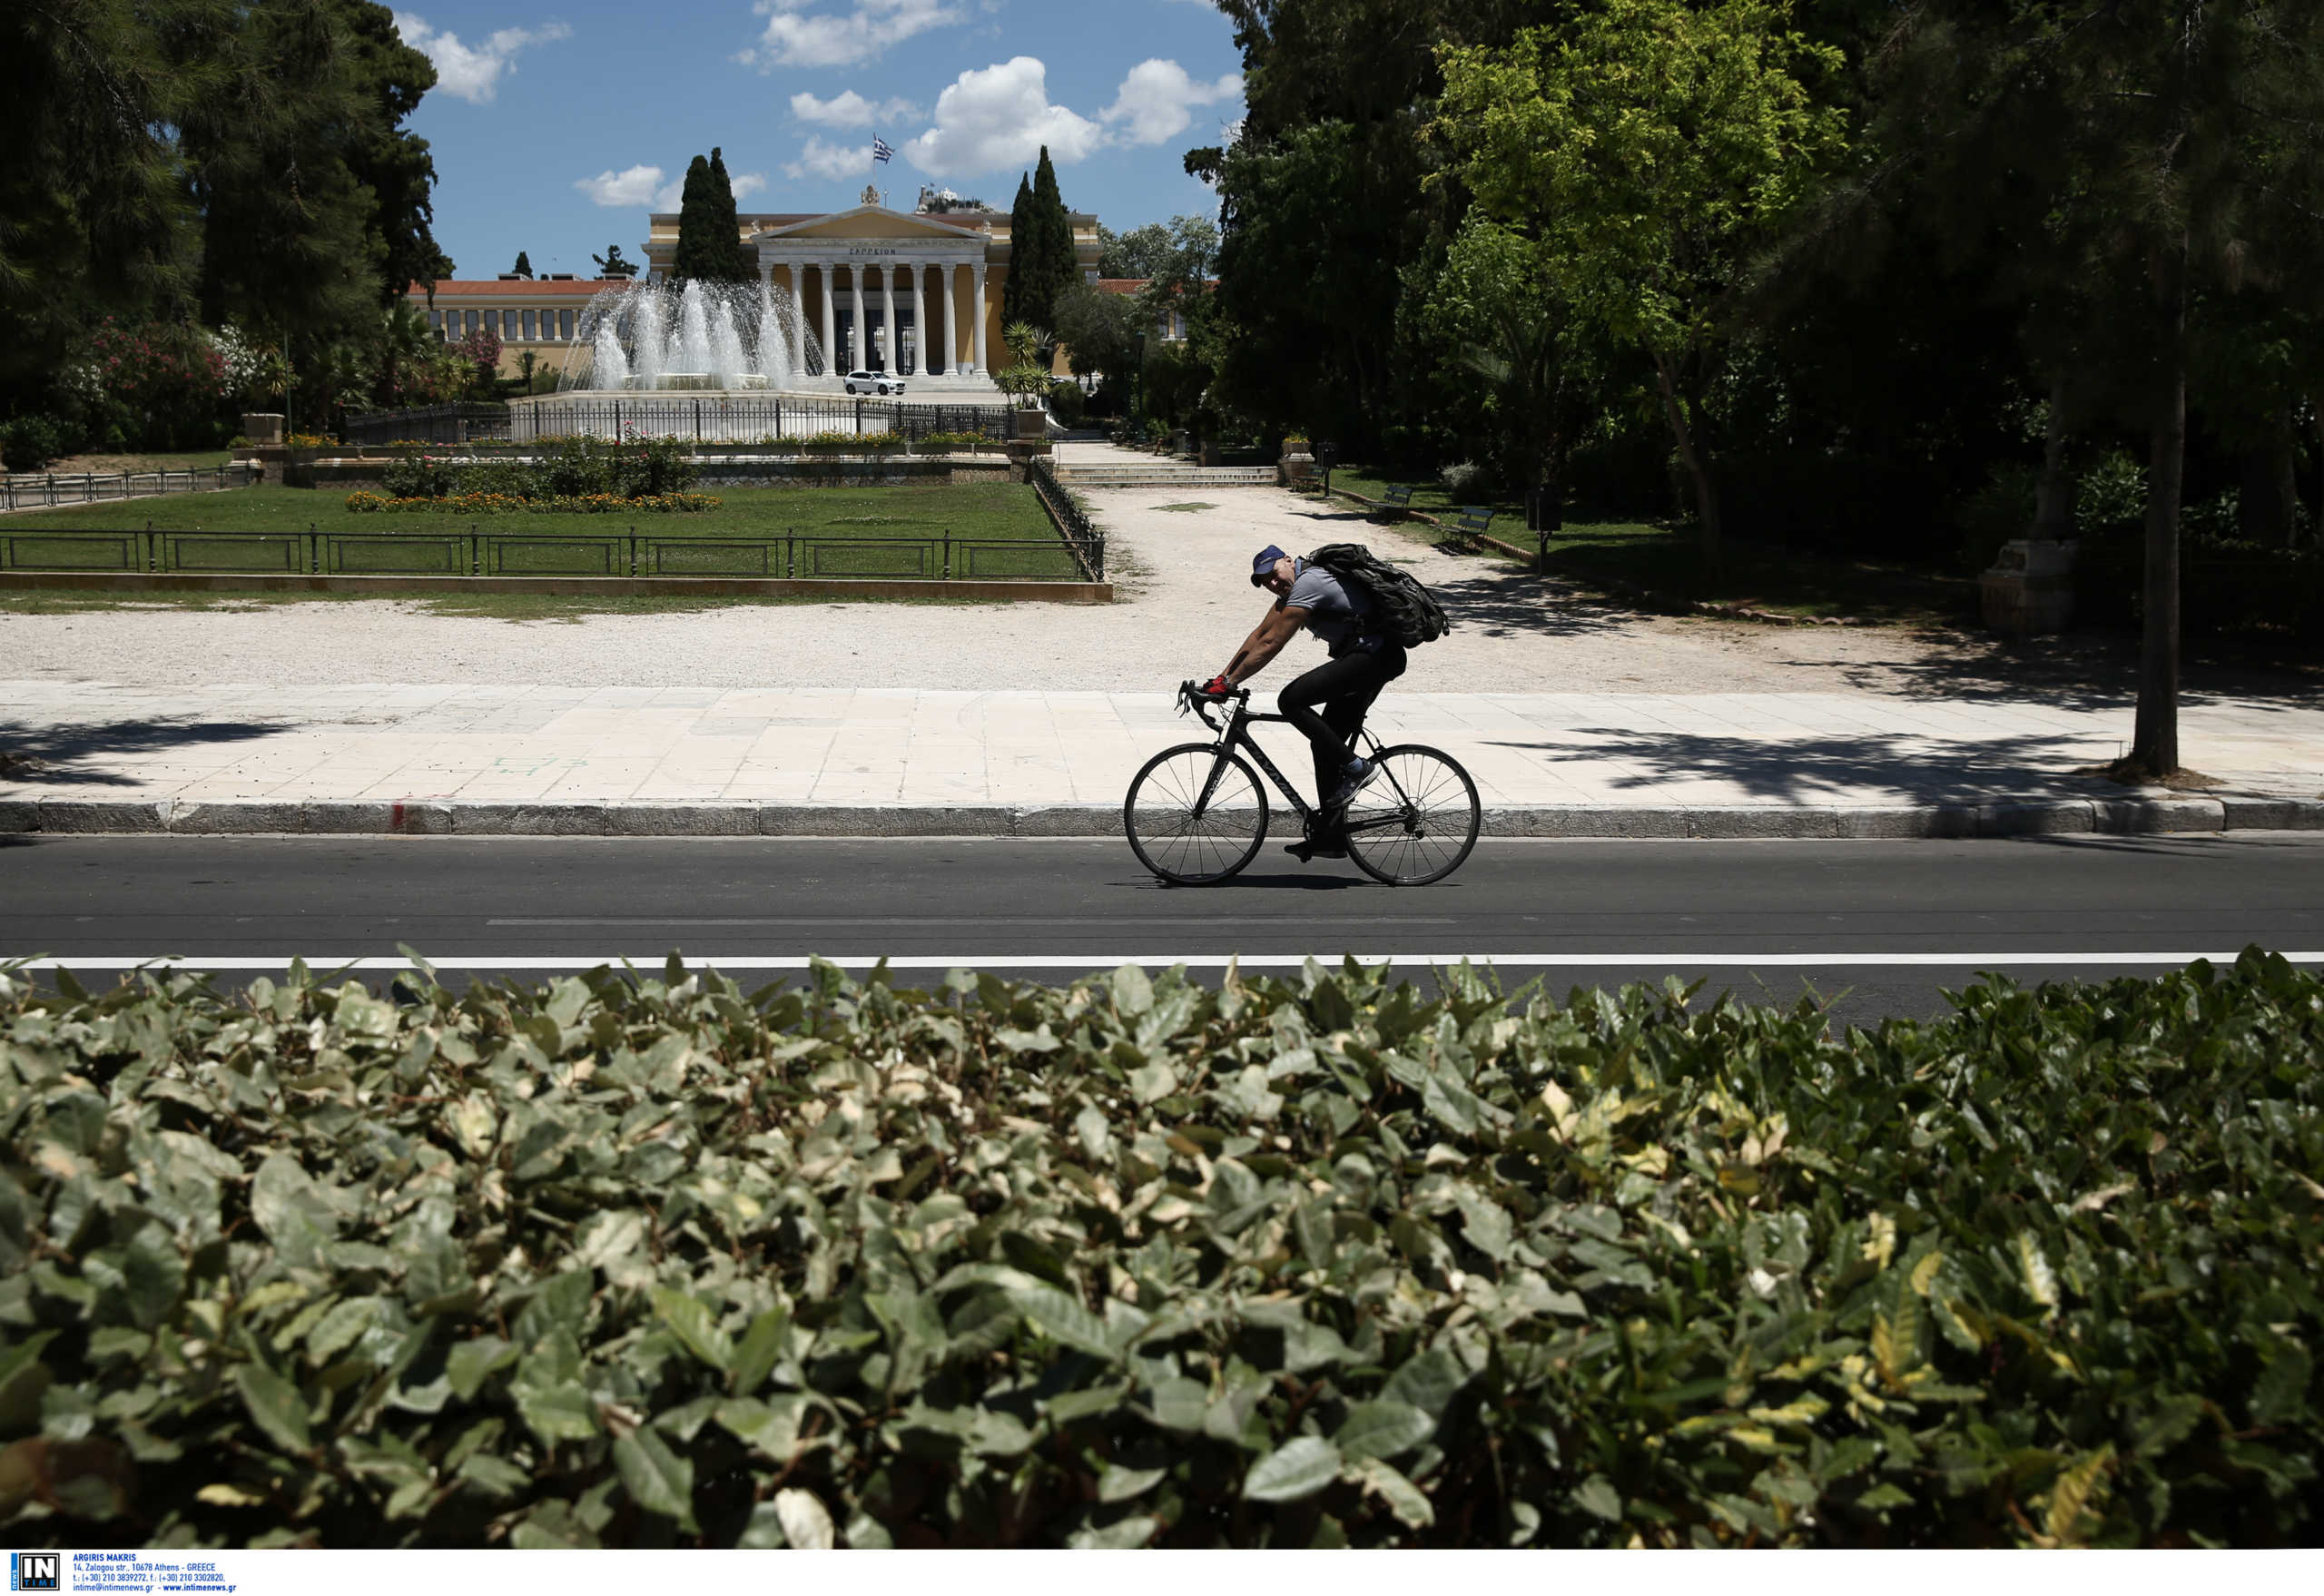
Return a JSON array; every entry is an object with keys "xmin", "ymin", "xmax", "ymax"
[{"xmin": 1196, "ymin": 543, "xmax": 1408, "ymax": 859}]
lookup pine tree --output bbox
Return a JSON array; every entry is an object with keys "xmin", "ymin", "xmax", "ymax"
[
  {"xmin": 1001, "ymin": 172, "xmax": 1037, "ymax": 328},
  {"xmin": 512, "ymin": 251, "xmax": 532, "ymax": 278},
  {"xmin": 669, "ymin": 153, "xmax": 716, "ymax": 282}
]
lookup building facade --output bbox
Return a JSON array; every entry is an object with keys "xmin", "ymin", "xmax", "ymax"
[{"xmin": 409, "ymin": 200, "xmax": 1103, "ymax": 389}]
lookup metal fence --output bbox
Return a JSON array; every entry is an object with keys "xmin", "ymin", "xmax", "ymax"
[
  {"xmin": 1, "ymin": 464, "xmax": 260, "ymax": 513},
  {"xmin": 344, "ymin": 396, "xmax": 1016, "ymax": 448},
  {"xmin": 0, "ymin": 527, "xmax": 1094, "ymax": 583},
  {"xmin": 1029, "ymin": 455, "xmax": 1106, "ymax": 583},
  {"xmin": 515, "ymin": 395, "xmax": 1015, "ymax": 446},
  {"xmin": 343, "ymin": 403, "xmax": 515, "ymax": 448}
]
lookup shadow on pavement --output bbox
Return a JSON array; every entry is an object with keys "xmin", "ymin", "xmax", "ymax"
[
  {"xmin": 1790, "ymin": 628, "xmax": 2324, "ymax": 713},
  {"xmin": 1487, "ymin": 727, "xmax": 2109, "ymax": 806},
  {"xmin": 0, "ymin": 716, "xmax": 285, "ymax": 789}
]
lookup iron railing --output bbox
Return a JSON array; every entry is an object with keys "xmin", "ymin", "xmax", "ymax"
[
  {"xmin": 1, "ymin": 464, "xmax": 260, "ymax": 513},
  {"xmin": 1028, "ymin": 454, "xmax": 1106, "ymax": 582},
  {"xmin": 0, "ymin": 527, "xmax": 1094, "ymax": 583},
  {"xmin": 512, "ymin": 396, "xmax": 1013, "ymax": 446},
  {"xmin": 343, "ymin": 403, "xmax": 514, "ymax": 447},
  {"xmin": 346, "ymin": 396, "xmax": 1015, "ymax": 448}
]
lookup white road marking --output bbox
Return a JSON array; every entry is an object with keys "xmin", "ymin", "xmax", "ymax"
[{"xmin": 5, "ymin": 951, "xmax": 2320, "ymax": 971}]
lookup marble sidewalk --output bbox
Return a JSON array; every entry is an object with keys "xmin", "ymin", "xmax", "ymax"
[{"xmin": 2, "ymin": 682, "xmax": 2319, "ymax": 837}]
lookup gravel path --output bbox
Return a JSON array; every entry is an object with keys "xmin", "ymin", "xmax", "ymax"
[{"xmin": 0, "ymin": 452, "xmax": 2308, "ymax": 708}]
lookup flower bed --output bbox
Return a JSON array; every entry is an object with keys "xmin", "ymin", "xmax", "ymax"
[{"xmin": 345, "ymin": 491, "xmax": 720, "ymax": 515}]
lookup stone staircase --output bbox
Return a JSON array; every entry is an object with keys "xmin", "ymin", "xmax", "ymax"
[{"xmin": 1051, "ymin": 458, "xmax": 1278, "ymax": 488}]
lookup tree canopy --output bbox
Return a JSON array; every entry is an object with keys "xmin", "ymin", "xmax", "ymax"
[{"xmin": 0, "ymin": 0, "xmax": 450, "ymax": 438}]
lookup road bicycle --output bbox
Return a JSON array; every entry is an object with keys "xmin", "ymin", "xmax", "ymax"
[{"xmin": 1123, "ymin": 682, "xmax": 1482, "ymax": 886}]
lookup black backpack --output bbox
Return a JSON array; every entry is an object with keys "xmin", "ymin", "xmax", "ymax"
[{"xmin": 1305, "ymin": 543, "xmax": 1451, "ymax": 647}]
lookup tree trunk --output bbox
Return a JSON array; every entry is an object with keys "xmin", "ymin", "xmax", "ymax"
[
  {"xmin": 1651, "ymin": 350, "xmax": 1720, "ymax": 563},
  {"xmin": 2034, "ymin": 371, "xmax": 2075, "ymax": 541},
  {"xmin": 2131, "ymin": 232, "xmax": 2188, "ymax": 778}
]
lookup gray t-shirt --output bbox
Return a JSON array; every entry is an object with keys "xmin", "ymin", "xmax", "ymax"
[{"xmin": 1286, "ymin": 559, "xmax": 1383, "ymax": 655}]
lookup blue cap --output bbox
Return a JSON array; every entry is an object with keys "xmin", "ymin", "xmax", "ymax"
[{"xmin": 1250, "ymin": 544, "xmax": 1291, "ymax": 586}]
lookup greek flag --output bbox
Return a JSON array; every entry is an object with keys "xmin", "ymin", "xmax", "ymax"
[{"xmin": 872, "ymin": 135, "xmax": 894, "ymax": 164}]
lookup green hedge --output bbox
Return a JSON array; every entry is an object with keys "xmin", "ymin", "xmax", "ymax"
[{"xmin": 1, "ymin": 951, "xmax": 2318, "ymax": 1548}]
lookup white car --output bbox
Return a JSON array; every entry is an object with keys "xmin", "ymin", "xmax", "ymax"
[{"xmin": 842, "ymin": 369, "xmax": 906, "ymax": 396}]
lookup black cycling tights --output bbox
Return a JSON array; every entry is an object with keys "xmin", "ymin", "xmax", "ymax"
[{"xmin": 1277, "ymin": 644, "xmax": 1409, "ymax": 804}]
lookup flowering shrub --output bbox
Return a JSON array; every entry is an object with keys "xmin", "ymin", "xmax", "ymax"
[
  {"xmin": 456, "ymin": 325, "xmax": 504, "ymax": 395},
  {"xmin": 284, "ymin": 433, "xmax": 335, "ymax": 450},
  {"xmin": 345, "ymin": 490, "xmax": 720, "ymax": 515},
  {"xmin": 63, "ymin": 319, "xmax": 230, "ymax": 449},
  {"xmin": 208, "ymin": 323, "xmax": 288, "ymax": 405}
]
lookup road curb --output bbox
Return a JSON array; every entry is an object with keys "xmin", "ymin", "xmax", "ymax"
[{"xmin": 1, "ymin": 794, "xmax": 2316, "ymax": 839}]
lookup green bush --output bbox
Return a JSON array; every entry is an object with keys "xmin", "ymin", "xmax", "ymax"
[
  {"xmin": 380, "ymin": 438, "xmax": 702, "ymax": 505},
  {"xmin": 2, "ymin": 951, "xmax": 2319, "ymax": 1549},
  {"xmin": 2076, "ymin": 451, "xmax": 2147, "ymax": 536},
  {"xmin": 379, "ymin": 453, "xmax": 460, "ymax": 500},
  {"xmin": 1048, "ymin": 382, "xmax": 1087, "ymax": 428},
  {"xmin": 2, "ymin": 415, "xmax": 69, "ymax": 473}
]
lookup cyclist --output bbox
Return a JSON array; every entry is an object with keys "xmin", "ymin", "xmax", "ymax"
[{"xmin": 1199, "ymin": 543, "xmax": 1407, "ymax": 858}]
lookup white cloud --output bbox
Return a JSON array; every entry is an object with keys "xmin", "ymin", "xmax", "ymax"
[
  {"xmin": 790, "ymin": 90, "xmax": 919, "ymax": 128},
  {"xmin": 575, "ymin": 163, "xmax": 667, "ymax": 207},
  {"xmin": 785, "ymin": 136, "xmax": 873, "ymax": 182},
  {"xmin": 393, "ymin": 13, "xmax": 569, "ymax": 103},
  {"xmin": 1102, "ymin": 59, "xmax": 1243, "ymax": 146},
  {"xmin": 576, "ymin": 163, "xmax": 763, "ymax": 212},
  {"xmin": 740, "ymin": 0, "xmax": 960, "ymax": 71},
  {"xmin": 902, "ymin": 56, "xmax": 1102, "ymax": 176}
]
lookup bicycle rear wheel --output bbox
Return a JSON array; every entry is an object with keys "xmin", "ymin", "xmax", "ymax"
[
  {"xmin": 1124, "ymin": 743, "xmax": 1271, "ymax": 885},
  {"xmin": 1343, "ymin": 744, "xmax": 1481, "ymax": 886}
]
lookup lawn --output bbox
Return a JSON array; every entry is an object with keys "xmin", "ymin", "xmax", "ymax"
[
  {"xmin": 6, "ymin": 482, "xmax": 1056, "ymax": 542},
  {"xmin": 1316, "ymin": 468, "xmax": 1975, "ymax": 626}
]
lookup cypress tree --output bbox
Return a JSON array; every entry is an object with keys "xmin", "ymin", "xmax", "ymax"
[
  {"xmin": 708, "ymin": 147, "xmax": 752, "ymax": 281},
  {"xmin": 1002, "ymin": 172, "xmax": 1037, "ymax": 328},
  {"xmin": 511, "ymin": 251, "xmax": 532, "ymax": 278},
  {"xmin": 669, "ymin": 153, "xmax": 715, "ymax": 282},
  {"xmin": 1030, "ymin": 146, "xmax": 1078, "ymax": 325}
]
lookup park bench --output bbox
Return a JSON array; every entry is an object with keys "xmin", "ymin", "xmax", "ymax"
[
  {"xmin": 1451, "ymin": 506, "xmax": 1496, "ymax": 546},
  {"xmin": 1371, "ymin": 483, "xmax": 1416, "ymax": 519}
]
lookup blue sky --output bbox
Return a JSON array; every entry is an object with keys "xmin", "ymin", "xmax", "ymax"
[{"xmin": 390, "ymin": 0, "xmax": 1244, "ymax": 281}]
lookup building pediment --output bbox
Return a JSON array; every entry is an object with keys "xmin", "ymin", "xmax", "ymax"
[{"xmin": 752, "ymin": 206, "xmax": 980, "ymax": 243}]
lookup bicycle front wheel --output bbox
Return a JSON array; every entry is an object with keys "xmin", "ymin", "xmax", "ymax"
[
  {"xmin": 1124, "ymin": 743, "xmax": 1271, "ymax": 885},
  {"xmin": 1344, "ymin": 744, "xmax": 1481, "ymax": 886}
]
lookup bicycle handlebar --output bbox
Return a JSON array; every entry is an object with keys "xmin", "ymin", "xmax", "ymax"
[{"xmin": 1177, "ymin": 679, "xmax": 1250, "ymax": 729}]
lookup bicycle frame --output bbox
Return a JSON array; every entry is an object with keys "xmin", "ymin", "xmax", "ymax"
[{"xmin": 1181, "ymin": 688, "xmax": 1406, "ymax": 835}]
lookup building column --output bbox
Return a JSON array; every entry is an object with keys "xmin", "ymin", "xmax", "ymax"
[
  {"xmin": 970, "ymin": 262, "xmax": 989, "ymax": 376},
  {"xmin": 880, "ymin": 266, "xmax": 896, "ymax": 372},
  {"xmin": 941, "ymin": 263, "xmax": 960, "ymax": 376},
  {"xmin": 911, "ymin": 265, "xmax": 928, "ymax": 377},
  {"xmin": 827, "ymin": 262, "xmax": 845, "ymax": 379},
  {"xmin": 788, "ymin": 265, "xmax": 806, "ymax": 379},
  {"xmin": 849, "ymin": 264, "xmax": 866, "ymax": 374}
]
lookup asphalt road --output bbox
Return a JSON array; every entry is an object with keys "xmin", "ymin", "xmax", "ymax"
[{"xmin": 4, "ymin": 832, "xmax": 2319, "ymax": 1024}]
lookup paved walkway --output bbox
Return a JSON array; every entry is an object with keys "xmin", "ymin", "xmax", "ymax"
[
  {"xmin": 1, "ymin": 682, "xmax": 2316, "ymax": 835},
  {"xmin": 2, "ymin": 443, "xmax": 2318, "ymax": 835}
]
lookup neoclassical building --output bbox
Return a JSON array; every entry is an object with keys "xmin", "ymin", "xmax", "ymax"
[{"xmin": 409, "ymin": 196, "xmax": 1103, "ymax": 390}]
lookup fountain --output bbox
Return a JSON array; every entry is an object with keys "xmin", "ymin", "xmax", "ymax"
[{"xmin": 559, "ymin": 278, "xmax": 822, "ymax": 394}]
